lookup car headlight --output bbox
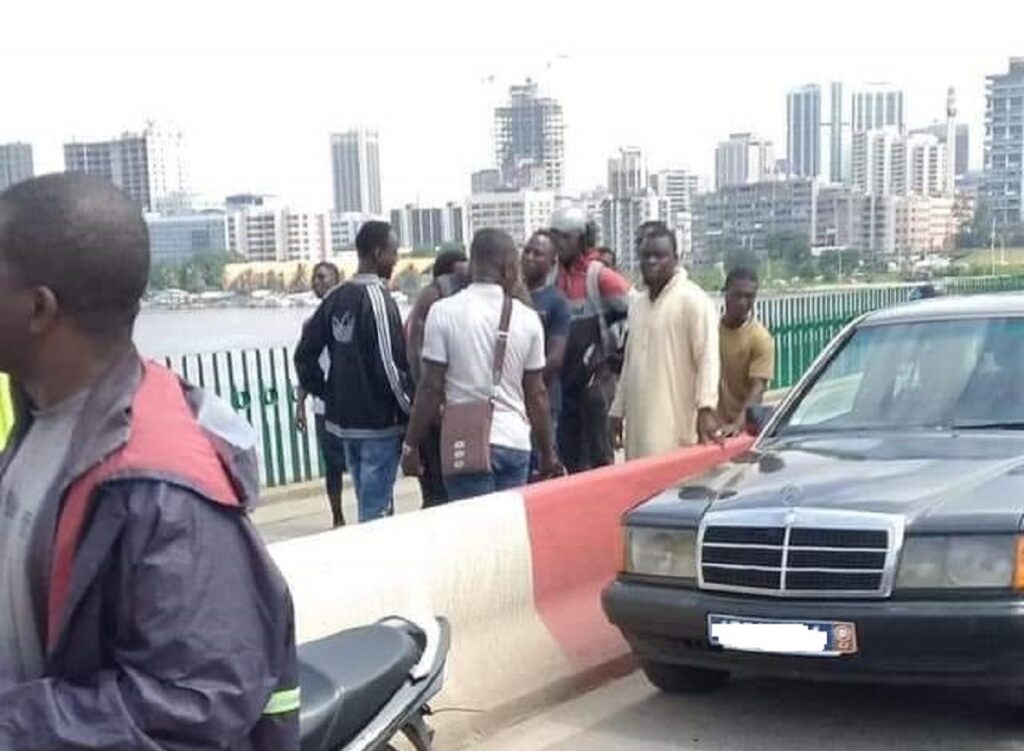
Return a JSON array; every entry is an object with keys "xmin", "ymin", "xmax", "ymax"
[
  {"xmin": 625, "ymin": 527, "xmax": 697, "ymax": 579},
  {"xmin": 895, "ymin": 535, "xmax": 1017, "ymax": 589}
]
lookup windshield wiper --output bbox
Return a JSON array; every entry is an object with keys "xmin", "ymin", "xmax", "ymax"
[{"xmin": 950, "ymin": 421, "xmax": 1024, "ymax": 431}]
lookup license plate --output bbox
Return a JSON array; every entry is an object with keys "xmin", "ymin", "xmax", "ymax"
[{"xmin": 708, "ymin": 615, "xmax": 858, "ymax": 657}]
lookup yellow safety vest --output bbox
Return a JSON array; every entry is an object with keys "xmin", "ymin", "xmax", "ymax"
[{"xmin": 0, "ymin": 374, "xmax": 13, "ymax": 452}]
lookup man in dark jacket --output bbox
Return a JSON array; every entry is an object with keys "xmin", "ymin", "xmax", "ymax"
[
  {"xmin": 295, "ymin": 220, "xmax": 412, "ymax": 521},
  {"xmin": 0, "ymin": 174, "xmax": 298, "ymax": 750}
]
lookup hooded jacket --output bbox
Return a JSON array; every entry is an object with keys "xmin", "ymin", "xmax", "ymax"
[{"xmin": 0, "ymin": 350, "xmax": 298, "ymax": 750}]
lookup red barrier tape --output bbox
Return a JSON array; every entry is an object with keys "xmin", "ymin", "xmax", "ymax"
[{"xmin": 522, "ymin": 437, "xmax": 755, "ymax": 666}]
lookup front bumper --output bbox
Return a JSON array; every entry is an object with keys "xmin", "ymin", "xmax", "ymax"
[{"xmin": 603, "ymin": 578, "xmax": 1024, "ymax": 686}]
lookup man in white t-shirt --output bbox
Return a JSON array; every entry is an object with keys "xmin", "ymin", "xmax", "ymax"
[{"xmin": 401, "ymin": 229, "xmax": 562, "ymax": 500}]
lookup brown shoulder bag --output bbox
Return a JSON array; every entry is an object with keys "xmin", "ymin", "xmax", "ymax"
[{"xmin": 440, "ymin": 296, "xmax": 513, "ymax": 477}]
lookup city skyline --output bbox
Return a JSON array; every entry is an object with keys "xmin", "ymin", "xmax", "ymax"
[{"xmin": 1, "ymin": 0, "xmax": 1020, "ymax": 210}]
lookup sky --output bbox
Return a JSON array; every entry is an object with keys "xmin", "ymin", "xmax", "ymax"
[{"xmin": 2, "ymin": 0, "xmax": 1022, "ymax": 210}]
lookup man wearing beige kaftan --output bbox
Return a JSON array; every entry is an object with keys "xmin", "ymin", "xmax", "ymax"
[{"xmin": 609, "ymin": 229, "xmax": 720, "ymax": 459}]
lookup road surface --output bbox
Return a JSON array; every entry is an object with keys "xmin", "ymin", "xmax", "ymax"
[
  {"xmin": 472, "ymin": 671, "xmax": 1024, "ymax": 750},
  {"xmin": 252, "ymin": 475, "xmax": 424, "ymax": 543}
]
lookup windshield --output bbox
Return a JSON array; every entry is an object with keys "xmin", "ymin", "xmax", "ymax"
[{"xmin": 780, "ymin": 317, "xmax": 1024, "ymax": 434}]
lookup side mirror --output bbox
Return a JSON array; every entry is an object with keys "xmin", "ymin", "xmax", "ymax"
[{"xmin": 745, "ymin": 404, "xmax": 775, "ymax": 436}]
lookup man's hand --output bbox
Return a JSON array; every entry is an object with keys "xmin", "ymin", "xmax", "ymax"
[
  {"xmin": 295, "ymin": 393, "xmax": 308, "ymax": 433},
  {"xmin": 720, "ymin": 420, "xmax": 745, "ymax": 439},
  {"xmin": 697, "ymin": 408, "xmax": 724, "ymax": 445},
  {"xmin": 609, "ymin": 416, "xmax": 624, "ymax": 450},
  {"xmin": 401, "ymin": 443, "xmax": 424, "ymax": 477}
]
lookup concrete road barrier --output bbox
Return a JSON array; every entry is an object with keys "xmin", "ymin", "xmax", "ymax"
[{"xmin": 268, "ymin": 436, "xmax": 753, "ymax": 742}]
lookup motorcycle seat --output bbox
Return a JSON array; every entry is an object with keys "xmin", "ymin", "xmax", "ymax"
[{"xmin": 299, "ymin": 624, "xmax": 421, "ymax": 751}]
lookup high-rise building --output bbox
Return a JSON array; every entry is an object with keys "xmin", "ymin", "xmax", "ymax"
[
  {"xmin": 714, "ymin": 133, "xmax": 774, "ymax": 190},
  {"xmin": 787, "ymin": 83, "xmax": 848, "ymax": 182},
  {"xmin": 600, "ymin": 191, "xmax": 669, "ymax": 272},
  {"xmin": 64, "ymin": 123, "xmax": 189, "ymax": 211},
  {"xmin": 329, "ymin": 212, "xmax": 371, "ymax": 252},
  {"xmin": 145, "ymin": 211, "xmax": 227, "ymax": 265},
  {"xmin": 693, "ymin": 178, "xmax": 817, "ymax": 261},
  {"xmin": 227, "ymin": 204, "xmax": 327, "ymax": 262},
  {"xmin": 906, "ymin": 88, "xmax": 964, "ymax": 195},
  {"xmin": 944, "ymin": 87, "xmax": 958, "ymax": 196},
  {"xmin": 145, "ymin": 123, "xmax": 190, "ymax": 211},
  {"xmin": 446, "ymin": 204, "xmax": 465, "ymax": 247},
  {"xmin": 852, "ymin": 194, "xmax": 955, "ymax": 261},
  {"xmin": 826, "ymin": 82, "xmax": 848, "ymax": 184},
  {"xmin": 913, "ymin": 122, "xmax": 970, "ymax": 177},
  {"xmin": 0, "ymin": 142, "xmax": 34, "ymax": 190},
  {"xmin": 330, "ymin": 129, "xmax": 382, "ymax": 215},
  {"xmin": 852, "ymin": 128, "xmax": 947, "ymax": 198},
  {"xmin": 607, "ymin": 147, "xmax": 648, "ymax": 197},
  {"xmin": 852, "ymin": 128, "xmax": 899, "ymax": 196},
  {"xmin": 65, "ymin": 134, "xmax": 149, "ymax": 208},
  {"xmin": 787, "ymin": 84, "xmax": 822, "ymax": 179},
  {"xmin": 471, "ymin": 168, "xmax": 502, "ymax": 194},
  {"xmin": 390, "ymin": 202, "xmax": 465, "ymax": 249},
  {"xmin": 851, "ymin": 84, "xmax": 905, "ymax": 134},
  {"xmin": 650, "ymin": 169, "xmax": 700, "ymax": 224},
  {"xmin": 815, "ymin": 186, "xmax": 857, "ymax": 250},
  {"xmin": 578, "ymin": 188, "xmax": 609, "ymax": 236},
  {"xmin": 984, "ymin": 58, "xmax": 1024, "ymax": 227},
  {"xmin": 494, "ymin": 80, "xmax": 565, "ymax": 191},
  {"xmin": 467, "ymin": 189, "xmax": 555, "ymax": 245}
]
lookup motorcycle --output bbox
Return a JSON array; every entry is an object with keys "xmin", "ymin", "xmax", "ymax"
[{"xmin": 298, "ymin": 615, "xmax": 451, "ymax": 751}]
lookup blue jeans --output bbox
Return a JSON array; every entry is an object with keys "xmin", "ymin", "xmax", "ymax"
[
  {"xmin": 444, "ymin": 445, "xmax": 532, "ymax": 501},
  {"xmin": 343, "ymin": 436, "xmax": 401, "ymax": 522}
]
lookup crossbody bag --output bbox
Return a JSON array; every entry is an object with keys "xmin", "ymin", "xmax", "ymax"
[{"xmin": 439, "ymin": 295, "xmax": 513, "ymax": 477}]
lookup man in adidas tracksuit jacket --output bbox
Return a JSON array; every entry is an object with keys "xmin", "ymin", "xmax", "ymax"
[{"xmin": 295, "ymin": 221, "xmax": 413, "ymax": 521}]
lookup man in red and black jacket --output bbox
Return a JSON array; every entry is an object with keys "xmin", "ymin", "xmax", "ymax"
[
  {"xmin": 0, "ymin": 174, "xmax": 298, "ymax": 750},
  {"xmin": 550, "ymin": 206, "xmax": 632, "ymax": 473}
]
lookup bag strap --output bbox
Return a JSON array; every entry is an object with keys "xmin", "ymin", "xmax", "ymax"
[
  {"xmin": 436, "ymin": 274, "xmax": 453, "ymax": 298},
  {"xmin": 491, "ymin": 296, "xmax": 514, "ymax": 394},
  {"xmin": 586, "ymin": 261, "xmax": 613, "ymax": 356}
]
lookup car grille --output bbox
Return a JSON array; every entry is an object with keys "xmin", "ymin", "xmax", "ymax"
[{"xmin": 698, "ymin": 510, "xmax": 901, "ymax": 598}]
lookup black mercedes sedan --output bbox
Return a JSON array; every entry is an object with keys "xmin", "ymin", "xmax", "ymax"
[{"xmin": 603, "ymin": 294, "xmax": 1024, "ymax": 698}]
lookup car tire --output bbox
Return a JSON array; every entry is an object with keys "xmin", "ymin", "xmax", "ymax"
[{"xmin": 640, "ymin": 660, "xmax": 730, "ymax": 694}]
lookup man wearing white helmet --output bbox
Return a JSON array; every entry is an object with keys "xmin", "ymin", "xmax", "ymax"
[{"xmin": 549, "ymin": 205, "xmax": 632, "ymax": 473}]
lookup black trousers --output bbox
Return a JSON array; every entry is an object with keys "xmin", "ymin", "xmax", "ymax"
[
  {"xmin": 418, "ymin": 422, "xmax": 449, "ymax": 508},
  {"xmin": 558, "ymin": 371, "xmax": 616, "ymax": 474}
]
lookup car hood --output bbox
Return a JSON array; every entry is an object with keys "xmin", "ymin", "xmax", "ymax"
[{"xmin": 630, "ymin": 432, "xmax": 1024, "ymax": 534}]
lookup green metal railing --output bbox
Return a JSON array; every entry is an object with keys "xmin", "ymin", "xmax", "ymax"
[
  {"xmin": 162, "ymin": 348, "xmax": 317, "ymax": 488},
  {"xmin": 162, "ymin": 275, "xmax": 1024, "ymax": 487},
  {"xmin": 758, "ymin": 275, "xmax": 1024, "ymax": 388}
]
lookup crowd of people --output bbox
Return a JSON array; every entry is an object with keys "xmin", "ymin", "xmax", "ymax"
[
  {"xmin": 0, "ymin": 171, "xmax": 778, "ymax": 746},
  {"xmin": 294, "ymin": 208, "xmax": 777, "ymax": 524}
]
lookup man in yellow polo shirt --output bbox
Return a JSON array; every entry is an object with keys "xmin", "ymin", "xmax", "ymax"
[{"xmin": 719, "ymin": 267, "xmax": 775, "ymax": 436}]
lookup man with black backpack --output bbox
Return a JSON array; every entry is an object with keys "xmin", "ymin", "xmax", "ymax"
[{"xmin": 550, "ymin": 206, "xmax": 631, "ymax": 473}]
